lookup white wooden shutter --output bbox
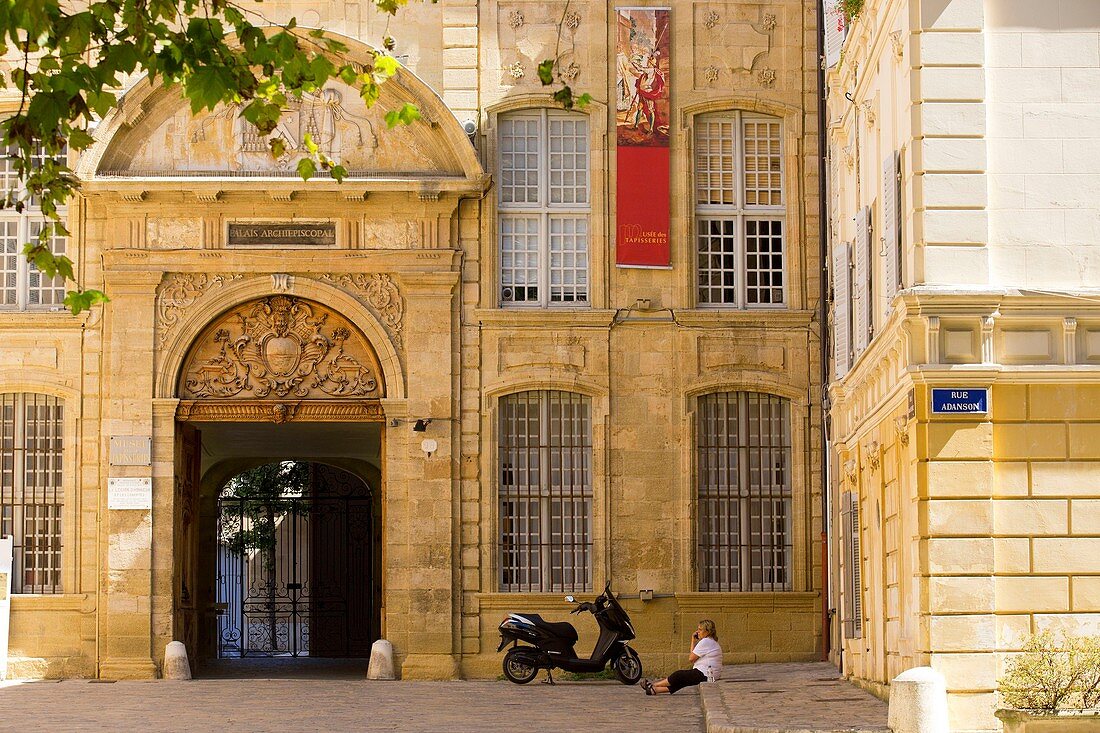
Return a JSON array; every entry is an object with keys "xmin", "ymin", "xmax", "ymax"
[
  {"xmin": 842, "ymin": 491, "xmax": 863, "ymax": 639},
  {"xmin": 853, "ymin": 206, "xmax": 871, "ymax": 357},
  {"xmin": 882, "ymin": 151, "xmax": 900, "ymax": 315},
  {"xmin": 832, "ymin": 241, "xmax": 851, "ymax": 379},
  {"xmin": 824, "ymin": 0, "xmax": 846, "ymax": 69}
]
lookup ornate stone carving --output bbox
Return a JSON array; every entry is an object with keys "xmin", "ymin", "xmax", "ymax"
[
  {"xmin": 176, "ymin": 399, "xmax": 384, "ymax": 423},
  {"xmin": 318, "ymin": 273, "xmax": 405, "ymax": 348},
  {"xmin": 864, "ymin": 441, "xmax": 881, "ymax": 472},
  {"xmin": 157, "ymin": 274, "xmax": 244, "ymax": 346},
  {"xmin": 694, "ymin": 4, "xmax": 776, "ymax": 88},
  {"xmin": 563, "ymin": 10, "xmax": 581, "ymax": 30},
  {"xmin": 272, "ymin": 273, "xmax": 293, "ymax": 293},
  {"xmin": 500, "ymin": 2, "xmax": 585, "ymax": 88},
  {"xmin": 507, "ymin": 61, "xmax": 525, "ymax": 79},
  {"xmin": 179, "ymin": 295, "xmax": 384, "ymax": 400},
  {"xmin": 758, "ymin": 68, "xmax": 777, "ymax": 88},
  {"xmin": 508, "ymin": 9, "xmax": 524, "ymax": 28}
]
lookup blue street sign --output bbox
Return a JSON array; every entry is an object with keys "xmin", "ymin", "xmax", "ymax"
[{"xmin": 930, "ymin": 388, "xmax": 989, "ymax": 415}]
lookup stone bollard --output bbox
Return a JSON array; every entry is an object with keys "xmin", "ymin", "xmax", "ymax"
[
  {"xmin": 163, "ymin": 641, "xmax": 191, "ymax": 681},
  {"xmin": 888, "ymin": 667, "xmax": 949, "ymax": 733},
  {"xmin": 367, "ymin": 639, "xmax": 395, "ymax": 680}
]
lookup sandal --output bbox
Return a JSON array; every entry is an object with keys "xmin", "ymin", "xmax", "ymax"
[{"xmin": 641, "ymin": 678, "xmax": 655, "ymax": 695}]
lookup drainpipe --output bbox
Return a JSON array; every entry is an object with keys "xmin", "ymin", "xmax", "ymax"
[{"xmin": 816, "ymin": 0, "xmax": 832, "ymax": 663}]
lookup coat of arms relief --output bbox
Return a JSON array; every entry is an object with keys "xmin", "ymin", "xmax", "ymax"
[{"xmin": 180, "ymin": 295, "xmax": 384, "ymax": 400}]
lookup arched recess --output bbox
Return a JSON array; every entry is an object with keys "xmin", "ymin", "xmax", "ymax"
[
  {"xmin": 157, "ymin": 277, "xmax": 405, "ymax": 403},
  {"xmin": 195, "ymin": 458, "xmax": 383, "ymax": 662},
  {"xmin": 78, "ymin": 29, "xmax": 484, "ymax": 184}
]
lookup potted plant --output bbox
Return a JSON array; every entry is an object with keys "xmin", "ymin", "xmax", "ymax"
[{"xmin": 996, "ymin": 632, "xmax": 1100, "ymax": 732}]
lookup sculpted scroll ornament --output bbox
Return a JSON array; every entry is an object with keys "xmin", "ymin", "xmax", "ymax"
[
  {"xmin": 181, "ymin": 295, "xmax": 381, "ymax": 399},
  {"xmin": 157, "ymin": 273, "xmax": 244, "ymax": 346},
  {"xmin": 318, "ymin": 273, "xmax": 405, "ymax": 348}
]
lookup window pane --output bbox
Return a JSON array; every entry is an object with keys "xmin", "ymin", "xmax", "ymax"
[
  {"xmin": 744, "ymin": 219, "xmax": 785, "ymax": 305},
  {"xmin": 548, "ymin": 116, "xmax": 589, "ymax": 205},
  {"xmin": 1, "ymin": 392, "xmax": 64, "ymax": 594},
  {"xmin": 697, "ymin": 218, "xmax": 737, "ymax": 305},
  {"xmin": 0, "ymin": 220, "xmax": 19, "ymax": 306},
  {"xmin": 27, "ymin": 220, "xmax": 67, "ymax": 308},
  {"xmin": 697, "ymin": 392, "xmax": 791, "ymax": 592},
  {"xmin": 695, "ymin": 120, "xmax": 736, "ymax": 206},
  {"xmin": 549, "ymin": 216, "xmax": 588, "ymax": 303},
  {"xmin": 743, "ymin": 119, "xmax": 782, "ymax": 207},
  {"xmin": 499, "ymin": 117, "xmax": 541, "ymax": 205},
  {"xmin": 499, "ymin": 391, "xmax": 592, "ymax": 593},
  {"xmin": 500, "ymin": 216, "xmax": 540, "ymax": 304}
]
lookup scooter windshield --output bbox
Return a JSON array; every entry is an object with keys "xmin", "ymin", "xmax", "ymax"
[{"xmin": 600, "ymin": 586, "xmax": 636, "ymax": 640}]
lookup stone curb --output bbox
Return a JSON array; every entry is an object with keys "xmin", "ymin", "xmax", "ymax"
[{"xmin": 699, "ymin": 684, "xmax": 892, "ymax": 733}]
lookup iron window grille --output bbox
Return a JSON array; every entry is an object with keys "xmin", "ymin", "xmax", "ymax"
[
  {"xmin": 0, "ymin": 145, "xmax": 68, "ymax": 310},
  {"xmin": 499, "ymin": 390, "xmax": 592, "ymax": 592},
  {"xmin": 498, "ymin": 110, "xmax": 590, "ymax": 307},
  {"xmin": 694, "ymin": 113, "xmax": 786, "ymax": 307},
  {"xmin": 697, "ymin": 392, "xmax": 792, "ymax": 592},
  {"xmin": 0, "ymin": 393, "xmax": 64, "ymax": 594}
]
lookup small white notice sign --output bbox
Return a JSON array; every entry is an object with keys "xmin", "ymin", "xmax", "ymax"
[
  {"xmin": 108, "ymin": 477, "xmax": 153, "ymax": 510},
  {"xmin": 1, "ymin": 536, "xmax": 12, "ymax": 680}
]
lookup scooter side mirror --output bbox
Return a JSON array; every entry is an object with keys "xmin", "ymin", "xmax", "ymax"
[{"xmin": 565, "ymin": 595, "xmax": 575, "ymax": 603}]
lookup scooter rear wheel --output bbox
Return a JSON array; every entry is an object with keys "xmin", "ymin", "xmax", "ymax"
[
  {"xmin": 612, "ymin": 647, "xmax": 643, "ymax": 685},
  {"xmin": 502, "ymin": 648, "xmax": 540, "ymax": 684}
]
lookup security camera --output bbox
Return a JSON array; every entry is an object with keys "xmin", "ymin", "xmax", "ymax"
[{"xmin": 462, "ymin": 119, "xmax": 477, "ymax": 136}]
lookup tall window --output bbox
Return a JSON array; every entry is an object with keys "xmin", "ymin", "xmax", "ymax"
[
  {"xmin": 695, "ymin": 113, "xmax": 785, "ymax": 307},
  {"xmin": 697, "ymin": 392, "xmax": 792, "ymax": 592},
  {"xmin": 1, "ymin": 146, "xmax": 68, "ymax": 310},
  {"xmin": 498, "ymin": 111, "xmax": 590, "ymax": 307},
  {"xmin": 1, "ymin": 393, "xmax": 64, "ymax": 594},
  {"xmin": 499, "ymin": 390, "xmax": 592, "ymax": 592}
]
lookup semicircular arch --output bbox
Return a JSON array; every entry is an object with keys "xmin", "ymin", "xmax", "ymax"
[{"xmin": 159, "ymin": 279, "xmax": 404, "ymax": 400}]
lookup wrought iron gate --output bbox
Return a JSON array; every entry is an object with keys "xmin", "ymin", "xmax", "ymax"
[{"xmin": 215, "ymin": 464, "xmax": 375, "ymax": 658}]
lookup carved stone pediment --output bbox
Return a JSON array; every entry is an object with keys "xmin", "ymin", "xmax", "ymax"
[
  {"xmin": 178, "ymin": 295, "xmax": 385, "ymax": 400},
  {"xmin": 98, "ymin": 81, "xmax": 464, "ymax": 178}
]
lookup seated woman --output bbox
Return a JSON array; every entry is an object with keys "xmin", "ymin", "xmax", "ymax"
[{"xmin": 641, "ymin": 619, "xmax": 722, "ymax": 695}]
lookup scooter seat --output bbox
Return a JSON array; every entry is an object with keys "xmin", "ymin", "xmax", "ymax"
[{"xmin": 524, "ymin": 614, "xmax": 578, "ymax": 642}]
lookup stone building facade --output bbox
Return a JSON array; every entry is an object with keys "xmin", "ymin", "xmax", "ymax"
[
  {"xmin": 1, "ymin": 0, "xmax": 823, "ymax": 680},
  {"xmin": 825, "ymin": 0, "xmax": 1100, "ymax": 730}
]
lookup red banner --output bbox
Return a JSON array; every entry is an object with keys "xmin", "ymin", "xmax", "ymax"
[{"xmin": 615, "ymin": 7, "xmax": 671, "ymax": 268}]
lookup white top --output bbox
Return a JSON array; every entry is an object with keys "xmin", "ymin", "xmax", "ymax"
[{"xmin": 692, "ymin": 636, "xmax": 723, "ymax": 681}]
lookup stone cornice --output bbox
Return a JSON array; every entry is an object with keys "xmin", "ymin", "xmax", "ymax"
[
  {"xmin": 102, "ymin": 249, "xmax": 463, "ymax": 273},
  {"xmin": 80, "ymin": 174, "xmax": 491, "ymax": 200},
  {"xmin": 474, "ymin": 308, "xmax": 617, "ymax": 328},
  {"xmin": 0, "ymin": 311, "xmax": 88, "ymax": 329}
]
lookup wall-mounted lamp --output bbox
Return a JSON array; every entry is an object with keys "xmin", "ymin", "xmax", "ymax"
[{"xmin": 413, "ymin": 418, "xmax": 432, "ymax": 432}]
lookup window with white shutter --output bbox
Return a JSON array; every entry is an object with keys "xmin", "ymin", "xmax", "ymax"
[
  {"xmin": 0, "ymin": 144, "xmax": 68, "ymax": 311},
  {"xmin": 832, "ymin": 242, "xmax": 852, "ymax": 379},
  {"xmin": 823, "ymin": 0, "xmax": 847, "ymax": 68},
  {"xmin": 695, "ymin": 113, "xmax": 786, "ymax": 308},
  {"xmin": 498, "ymin": 111, "xmax": 590, "ymax": 307},
  {"xmin": 853, "ymin": 206, "xmax": 872, "ymax": 357},
  {"xmin": 841, "ymin": 491, "xmax": 862, "ymax": 639},
  {"xmin": 881, "ymin": 151, "xmax": 900, "ymax": 315}
]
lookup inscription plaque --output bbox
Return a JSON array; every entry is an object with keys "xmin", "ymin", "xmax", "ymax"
[
  {"xmin": 108, "ymin": 477, "xmax": 153, "ymax": 510},
  {"xmin": 110, "ymin": 435, "xmax": 152, "ymax": 466},
  {"xmin": 228, "ymin": 221, "xmax": 336, "ymax": 247}
]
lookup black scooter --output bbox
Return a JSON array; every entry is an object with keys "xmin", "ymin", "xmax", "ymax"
[{"xmin": 496, "ymin": 582, "xmax": 643, "ymax": 685}]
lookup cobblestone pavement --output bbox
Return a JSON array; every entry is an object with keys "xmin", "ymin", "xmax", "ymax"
[
  {"xmin": 0, "ymin": 677, "xmax": 703, "ymax": 732},
  {"xmin": 701, "ymin": 662, "xmax": 890, "ymax": 733}
]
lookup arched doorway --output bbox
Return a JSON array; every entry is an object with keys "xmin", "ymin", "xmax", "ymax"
[
  {"xmin": 214, "ymin": 461, "xmax": 381, "ymax": 659},
  {"xmin": 171, "ymin": 295, "xmax": 388, "ymax": 673}
]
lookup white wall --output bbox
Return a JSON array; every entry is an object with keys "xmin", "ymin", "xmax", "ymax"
[{"xmin": 986, "ymin": 0, "xmax": 1100, "ymax": 287}]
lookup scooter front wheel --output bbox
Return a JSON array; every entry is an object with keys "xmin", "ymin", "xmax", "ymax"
[
  {"xmin": 502, "ymin": 648, "xmax": 540, "ymax": 684},
  {"xmin": 612, "ymin": 646, "xmax": 643, "ymax": 685}
]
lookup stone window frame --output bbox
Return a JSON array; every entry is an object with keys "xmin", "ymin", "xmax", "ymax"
[
  {"xmin": 693, "ymin": 111, "xmax": 787, "ymax": 309},
  {"xmin": 481, "ymin": 96, "xmax": 609, "ymax": 313},
  {"xmin": 0, "ymin": 386, "xmax": 78, "ymax": 596},
  {"xmin": 682, "ymin": 381, "xmax": 811, "ymax": 595},
  {"xmin": 0, "ymin": 144, "xmax": 69, "ymax": 312},
  {"xmin": 680, "ymin": 99, "xmax": 805, "ymax": 312}
]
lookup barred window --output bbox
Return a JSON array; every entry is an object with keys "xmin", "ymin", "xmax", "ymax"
[
  {"xmin": 0, "ymin": 145, "xmax": 68, "ymax": 311},
  {"xmin": 697, "ymin": 392, "xmax": 792, "ymax": 592},
  {"xmin": 0, "ymin": 393, "xmax": 64, "ymax": 594},
  {"xmin": 499, "ymin": 391, "xmax": 592, "ymax": 592},
  {"xmin": 695, "ymin": 113, "xmax": 785, "ymax": 307},
  {"xmin": 499, "ymin": 111, "xmax": 590, "ymax": 307}
]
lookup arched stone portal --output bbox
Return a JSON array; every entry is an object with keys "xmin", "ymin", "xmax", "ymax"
[{"xmin": 171, "ymin": 295, "xmax": 389, "ymax": 673}]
